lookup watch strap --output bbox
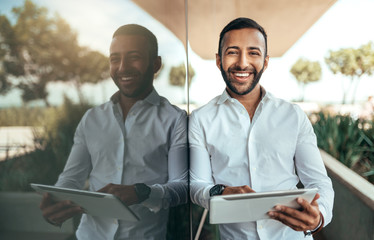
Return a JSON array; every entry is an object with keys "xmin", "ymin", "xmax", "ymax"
[
  {"xmin": 134, "ymin": 183, "xmax": 151, "ymax": 203},
  {"xmin": 304, "ymin": 212, "xmax": 324, "ymax": 237}
]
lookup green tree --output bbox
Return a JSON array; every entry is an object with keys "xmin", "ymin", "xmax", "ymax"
[
  {"xmin": 325, "ymin": 42, "xmax": 374, "ymax": 104},
  {"xmin": 0, "ymin": 15, "xmax": 17, "ymax": 95},
  {"xmin": 168, "ymin": 63, "xmax": 195, "ymax": 104},
  {"xmin": 169, "ymin": 63, "xmax": 195, "ymax": 87},
  {"xmin": 290, "ymin": 58, "xmax": 321, "ymax": 102},
  {"xmin": 0, "ymin": 0, "xmax": 109, "ymax": 106}
]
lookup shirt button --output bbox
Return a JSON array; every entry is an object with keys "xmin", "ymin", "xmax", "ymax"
[
  {"xmin": 259, "ymin": 225, "xmax": 263, "ymax": 229},
  {"xmin": 253, "ymin": 167, "xmax": 257, "ymax": 171},
  {"xmin": 113, "ymin": 219, "xmax": 118, "ymax": 224}
]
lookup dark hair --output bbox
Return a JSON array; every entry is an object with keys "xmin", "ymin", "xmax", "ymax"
[
  {"xmin": 113, "ymin": 24, "xmax": 158, "ymax": 59},
  {"xmin": 218, "ymin": 17, "xmax": 268, "ymax": 57}
]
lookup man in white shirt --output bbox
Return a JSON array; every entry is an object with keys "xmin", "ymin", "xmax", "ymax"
[
  {"xmin": 39, "ymin": 24, "xmax": 188, "ymax": 240},
  {"xmin": 189, "ymin": 17, "xmax": 334, "ymax": 239}
]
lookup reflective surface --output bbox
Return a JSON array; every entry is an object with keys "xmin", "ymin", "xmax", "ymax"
[{"xmin": 0, "ymin": 0, "xmax": 349, "ymax": 239}]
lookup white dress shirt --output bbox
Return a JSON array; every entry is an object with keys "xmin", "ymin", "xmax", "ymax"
[
  {"xmin": 189, "ymin": 88, "xmax": 334, "ymax": 240},
  {"xmin": 56, "ymin": 89, "xmax": 188, "ymax": 240}
]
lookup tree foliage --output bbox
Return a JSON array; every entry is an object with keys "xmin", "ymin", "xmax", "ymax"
[
  {"xmin": 0, "ymin": 0, "xmax": 109, "ymax": 105},
  {"xmin": 325, "ymin": 42, "xmax": 374, "ymax": 104},
  {"xmin": 290, "ymin": 58, "xmax": 321, "ymax": 102},
  {"xmin": 169, "ymin": 63, "xmax": 195, "ymax": 87}
]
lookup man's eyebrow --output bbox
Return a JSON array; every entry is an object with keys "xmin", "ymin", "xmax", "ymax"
[
  {"xmin": 109, "ymin": 53, "xmax": 120, "ymax": 58},
  {"xmin": 248, "ymin": 46, "xmax": 262, "ymax": 52},
  {"xmin": 109, "ymin": 51, "xmax": 142, "ymax": 57},
  {"xmin": 225, "ymin": 46, "xmax": 262, "ymax": 53},
  {"xmin": 225, "ymin": 46, "xmax": 240, "ymax": 52}
]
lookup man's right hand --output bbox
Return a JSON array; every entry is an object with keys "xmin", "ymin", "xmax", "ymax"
[
  {"xmin": 40, "ymin": 193, "xmax": 83, "ymax": 226},
  {"xmin": 222, "ymin": 185, "xmax": 255, "ymax": 195}
]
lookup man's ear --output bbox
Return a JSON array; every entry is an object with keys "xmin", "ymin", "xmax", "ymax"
[
  {"xmin": 263, "ymin": 55, "xmax": 269, "ymax": 71},
  {"xmin": 153, "ymin": 56, "xmax": 162, "ymax": 73},
  {"xmin": 216, "ymin": 53, "xmax": 221, "ymax": 70}
]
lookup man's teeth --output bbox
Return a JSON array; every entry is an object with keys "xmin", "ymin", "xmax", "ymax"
[
  {"xmin": 120, "ymin": 77, "xmax": 133, "ymax": 81},
  {"xmin": 234, "ymin": 73, "xmax": 250, "ymax": 77}
]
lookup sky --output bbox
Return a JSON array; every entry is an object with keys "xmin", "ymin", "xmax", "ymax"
[
  {"xmin": 262, "ymin": 0, "xmax": 374, "ymax": 104},
  {"xmin": 0, "ymin": 0, "xmax": 374, "ymax": 108}
]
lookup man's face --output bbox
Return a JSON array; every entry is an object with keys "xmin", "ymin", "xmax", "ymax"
[
  {"xmin": 216, "ymin": 28, "xmax": 269, "ymax": 96},
  {"xmin": 109, "ymin": 35, "xmax": 157, "ymax": 99}
]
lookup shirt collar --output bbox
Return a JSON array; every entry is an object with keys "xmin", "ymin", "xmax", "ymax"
[
  {"xmin": 217, "ymin": 85, "xmax": 269, "ymax": 104},
  {"xmin": 110, "ymin": 88, "xmax": 160, "ymax": 106},
  {"xmin": 217, "ymin": 89, "xmax": 232, "ymax": 104}
]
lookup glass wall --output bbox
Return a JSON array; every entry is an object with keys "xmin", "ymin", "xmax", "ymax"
[
  {"xmin": 0, "ymin": 0, "xmax": 191, "ymax": 239},
  {"xmin": 3, "ymin": 0, "xmax": 365, "ymax": 239}
]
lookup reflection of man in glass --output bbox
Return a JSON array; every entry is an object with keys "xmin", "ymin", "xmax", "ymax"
[
  {"xmin": 189, "ymin": 18, "xmax": 334, "ymax": 239},
  {"xmin": 39, "ymin": 24, "xmax": 188, "ymax": 239}
]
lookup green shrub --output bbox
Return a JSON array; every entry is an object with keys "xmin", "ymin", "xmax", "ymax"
[
  {"xmin": 45, "ymin": 97, "xmax": 92, "ymax": 171},
  {"xmin": 311, "ymin": 112, "xmax": 374, "ymax": 183},
  {"xmin": 360, "ymin": 124, "xmax": 374, "ymax": 183},
  {"xmin": 0, "ymin": 97, "xmax": 91, "ymax": 191},
  {"xmin": 0, "ymin": 107, "xmax": 56, "ymax": 126},
  {"xmin": 166, "ymin": 204, "xmax": 190, "ymax": 240},
  {"xmin": 0, "ymin": 147, "xmax": 59, "ymax": 191}
]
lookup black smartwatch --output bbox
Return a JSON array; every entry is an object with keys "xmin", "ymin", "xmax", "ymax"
[
  {"xmin": 209, "ymin": 184, "xmax": 226, "ymax": 196},
  {"xmin": 134, "ymin": 183, "xmax": 151, "ymax": 203}
]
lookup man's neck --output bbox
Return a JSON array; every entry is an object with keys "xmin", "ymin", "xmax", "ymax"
[
  {"xmin": 228, "ymin": 85, "xmax": 262, "ymax": 120},
  {"xmin": 119, "ymin": 88, "xmax": 152, "ymax": 121}
]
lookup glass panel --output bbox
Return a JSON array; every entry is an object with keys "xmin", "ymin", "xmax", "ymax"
[
  {"xmin": 186, "ymin": 0, "xmax": 222, "ymax": 238},
  {"xmin": 0, "ymin": 0, "xmax": 189, "ymax": 239},
  {"xmin": 187, "ymin": 1, "xmax": 372, "ymax": 239}
]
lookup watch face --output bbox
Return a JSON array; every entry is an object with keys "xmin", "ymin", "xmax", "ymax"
[
  {"xmin": 210, "ymin": 184, "xmax": 225, "ymax": 196},
  {"xmin": 304, "ymin": 230, "xmax": 312, "ymax": 237},
  {"xmin": 135, "ymin": 183, "xmax": 151, "ymax": 202}
]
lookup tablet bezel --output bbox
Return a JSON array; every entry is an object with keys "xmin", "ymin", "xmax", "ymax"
[
  {"xmin": 209, "ymin": 188, "xmax": 318, "ymax": 224},
  {"xmin": 31, "ymin": 183, "xmax": 139, "ymax": 221}
]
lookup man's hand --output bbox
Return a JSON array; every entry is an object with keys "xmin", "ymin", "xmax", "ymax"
[
  {"xmin": 40, "ymin": 193, "xmax": 83, "ymax": 226},
  {"xmin": 222, "ymin": 185, "xmax": 255, "ymax": 195},
  {"xmin": 268, "ymin": 193, "xmax": 322, "ymax": 232},
  {"xmin": 98, "ymin": 183, "xmax": 139, "ymax": 205}
]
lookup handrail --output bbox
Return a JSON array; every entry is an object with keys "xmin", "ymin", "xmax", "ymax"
[{"xmin": 320, "ymin": 150, "xmax": 374, "ymax": 210}]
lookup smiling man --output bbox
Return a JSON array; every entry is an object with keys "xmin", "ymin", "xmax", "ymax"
[
  {"xmin": 39, "ymin": 24, "xmax": 188, "ymax": 240},
  {"xmin": 189, "ymin": 18, "xmax": 334, "ymax": 239}
]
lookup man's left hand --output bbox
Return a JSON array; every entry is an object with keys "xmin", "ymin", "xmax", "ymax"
[{"xmin": 268, "ymin": 193, "xmax": 321, "ymax": 232}]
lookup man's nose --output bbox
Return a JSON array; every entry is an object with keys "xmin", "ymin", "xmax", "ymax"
[
  {"xmin": 118, "ymin": 58, "xmax": 130, "ymax": 72},
  {"xmin": 238, "ymin": 52, "xmax": 248, "ymax": 69}
]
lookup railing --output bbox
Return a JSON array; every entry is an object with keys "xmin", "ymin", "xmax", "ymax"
[{"xmin": 319, "ymin": 150, "xmax": 374, "ymax": 240}]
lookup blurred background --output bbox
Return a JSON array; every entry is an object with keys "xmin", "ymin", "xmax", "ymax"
[{"xmin": 0, "ymin": 0, "xmax": 373, "ymax": 239}]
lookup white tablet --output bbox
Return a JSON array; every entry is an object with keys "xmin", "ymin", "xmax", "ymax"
[
  {"xmin": 31, "ymin": 183, "xmax": 139, "ymax": 222},
  {"xmin": 209, "ymin": 188, "xmax": 318, "ymax": 224}
]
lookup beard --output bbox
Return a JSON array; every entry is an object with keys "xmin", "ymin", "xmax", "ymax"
[
  {"xmin": 220, "ymin": 62, "xmax": 264, "ymax": 96},
  {"xmin": 113, "ymin": 63, "xmax": 154, "ymax": 99}
]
